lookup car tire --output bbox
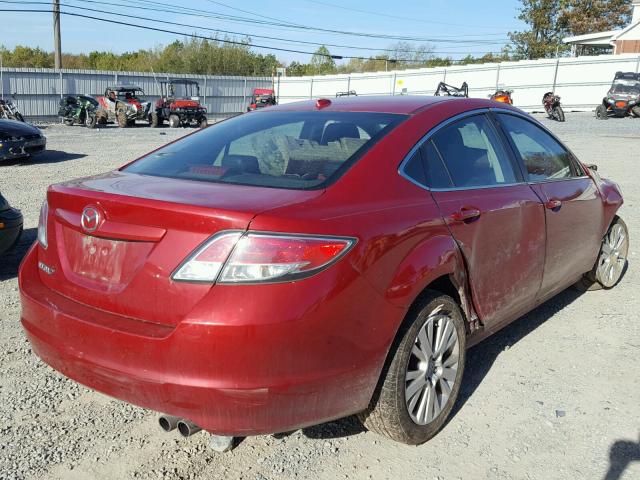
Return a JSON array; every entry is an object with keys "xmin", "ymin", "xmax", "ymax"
[
  {"xmin": 358, "ymin": 291, "xmax": 466, "ymax": 445},
  {"xmin": 117, "ymin": 110, "xmax": 128, "ymax": 128},
  {"xmin": 575, "ymin": 217, "xmax": 629, "ymax": 291},
  {"xmin": 169, "ymin": 114, "xmax": 181, "ymax": 128},
  {"xmin": 150, "ymin": 112, "xmax": 161, "ymax": 128},
  {"xmin": 595, "ymin": 104, "xmax": 609, "ymax": 120}
]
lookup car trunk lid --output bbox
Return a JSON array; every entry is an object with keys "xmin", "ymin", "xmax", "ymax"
[{"xmin": 39, "ymin": 171, "xmax": 323, "ymax": 327}]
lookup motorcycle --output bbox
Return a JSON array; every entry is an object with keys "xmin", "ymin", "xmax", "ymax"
[
  {"xmin": 489, "ymin": 89, "xmax": 513, "ymax": 105},
  {"xmin": 542, "ymin": 92, "xmax": 565, "ymax": 122},
  {"xmin": 58, "ymin": 95, "xmax": 99, "ymax": 128},
  {"xmin": 434, "ymin": 81, "xmax": 469, "ymax": 98},
  {"xmin": 0, "ymin": 95, "xmax": 25, "ymax": 122}
]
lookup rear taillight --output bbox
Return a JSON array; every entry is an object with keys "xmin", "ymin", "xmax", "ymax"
[
  {"xmin": 37, "ymin": 200, "xmax": 48, "ymax": 249},
  {"xmin": 172, "ymin": 232, "xmax": 355, "ymax": 284},
  {"xmin": 172, "ymin": 232, "xmax": 242, "ymax": 282}
]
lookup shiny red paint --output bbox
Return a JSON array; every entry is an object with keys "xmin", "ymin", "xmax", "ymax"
[{"xmin": 19, "ymin": 96, "xmax": 623, "ymax": 436}]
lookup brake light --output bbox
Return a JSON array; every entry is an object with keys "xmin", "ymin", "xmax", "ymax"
[
  {"xmin": 37, "ymin": 200, "xmax": 48, "ymax": 249},
  {"xmin": 172, "ymin": 232, "xmax": 355, "ymax": 284}
]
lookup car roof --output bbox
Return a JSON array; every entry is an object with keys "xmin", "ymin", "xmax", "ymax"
[
  {"xmin": 162, "ymin": 79, "xmax": 199, "ymax": 85},
  {"xmin": 264, "ymin": 95, "xmax": 503, "ymax": 115},
  {"xmin": 107, "ymin": 85, "xmax": 143, "ymax": 91}
]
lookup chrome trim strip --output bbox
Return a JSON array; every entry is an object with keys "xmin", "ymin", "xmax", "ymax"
[
  {"xmin": 398, "ymin": 108, "xmax": 527, "ymax": 193},
  {"xmin": 398, "ymin": 106, "xmax": 589, "ymax": 192}
]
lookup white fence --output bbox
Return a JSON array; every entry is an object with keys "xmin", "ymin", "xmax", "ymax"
[
  {"xmin": 276, "ymin": 54, "xmax": 640, "ymax": 111},
  {"xmin": 0, "ymin": 68, "xmax": 272, "ymax": 119}
]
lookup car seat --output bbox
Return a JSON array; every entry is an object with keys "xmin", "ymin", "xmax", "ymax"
[{"xmin": 321, "ymin": 122, "xmax": 360, "ymax": 145}]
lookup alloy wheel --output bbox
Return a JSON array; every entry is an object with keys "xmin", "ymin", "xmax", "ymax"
[
  {"xmin": 405, "ymin": 305, "xmax": 460, "ymax": 425},
  {"xmin": 596, "ymin": 222, "xmax": 629, "ymax": 288}
]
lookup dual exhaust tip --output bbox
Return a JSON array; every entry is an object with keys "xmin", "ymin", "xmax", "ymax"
[{"xmin": 159, "ymin": 415, "xmax": 201, "ymax": 437}]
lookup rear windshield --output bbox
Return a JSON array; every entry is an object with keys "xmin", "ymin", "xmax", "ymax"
[{"xmin": 124, "ymin": 111, "xmax": 406, "ymax": 189}]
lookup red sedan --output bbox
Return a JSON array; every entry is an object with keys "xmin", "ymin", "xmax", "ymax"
[{"xmin": 19, "ymin": 96, "xmax": 627, "ymax": 447}]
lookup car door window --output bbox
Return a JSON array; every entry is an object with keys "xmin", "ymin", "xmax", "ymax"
[
  {"xmin": 431, "ymin": 115, "xmax": 517, "ymax": 188},
  {"xmin": 496, "ymin": 114, "xmax": 581, "ymax": 182}
]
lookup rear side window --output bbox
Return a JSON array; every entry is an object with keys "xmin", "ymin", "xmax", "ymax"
[
  {"xmin": 496, "ymin": 114, "xmax": 581, "ymax": 182},
  {"xmin": 124, "ymin": 111, "xmax": 405, "ymax": 189},
  {"xmin": 402, "ymin": 150, "xmax": 427, "ymax": 187},
  {"xmin": 421, "ymin": 140, "xmax": 453, "ymax": 189},
  {"xmin": 431, "ymin": 115, "xmax": 517, "ymax": 188}
]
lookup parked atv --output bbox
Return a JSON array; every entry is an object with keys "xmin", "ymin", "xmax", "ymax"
[
  {"xmin": 96, "ymin": 86, "xmax": 152, "ymax": 128},
  {"xmin": 434, "ymin": 81, "xmax": 469, "ymax": 97},
  {"xmin": 0, "ymin": 95, "xmax": 25, "ymax": 122},
  {"xmin": 151, "ymin": 79, "xmax": 207, "ymax": 128},
  {"xmin": 247, "ymin": 88, "xmax": 276, "ymax": 111},
  {"xmin": 58, "ymin": 95, "xmax": 99, "ymax": 128},
  {"xmin": 490, "ymin": 89, "xmax": 513, "ymax": 104},
  {"xmin": 595, "ymin": 71, "xmax": 640, "ymax": 120},
  {"xmin": 542, "ymin": 92, "xmax": 565, "ymax": 122}
]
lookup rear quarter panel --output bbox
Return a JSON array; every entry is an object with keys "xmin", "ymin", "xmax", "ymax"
[{"xmin": 250, "ymin": 103, "xmax": 482, "ymax": 338}]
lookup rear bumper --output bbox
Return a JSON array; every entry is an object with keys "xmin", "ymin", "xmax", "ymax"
[
  {"xmin": 19, "ymin": 245, "xmax": 401, "ymax": 435},
  {"xmin": 172, "ymin": 109, "xmax": 205, "ymax": 120}
]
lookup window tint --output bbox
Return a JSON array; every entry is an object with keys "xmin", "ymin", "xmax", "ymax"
[
  {"xmin": 497, "ymin": 114, "xmax": 579, "ymax": 182},
  {"xmin": 402, "ymin": 149, "xmax": 427, "ymax": 187},
  {"xmin": 431, "ymin": 115, "xmax": 517, "ymax": 188},
  {"xmin": 422, "ymin": 140, "xmax": 453, "ymax": 189},
  {"xmin": 125, "ymin": 111, "xmax": 405, "ymax": 190}
]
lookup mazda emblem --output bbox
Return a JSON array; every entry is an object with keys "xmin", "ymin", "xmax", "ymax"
[{"xmin": 81, "ymin": 206, "xmax": 101, "ymax": 233}]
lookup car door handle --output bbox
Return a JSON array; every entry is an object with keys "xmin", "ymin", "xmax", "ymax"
[
  {"xmin": 449, "ymin": 207, "xmax": 481, "ymax": 223},
  {"xmin": 545, "ymin": 199, "xmax": 562, "ymax": 210}
]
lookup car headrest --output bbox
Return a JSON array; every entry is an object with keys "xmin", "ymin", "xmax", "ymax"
[
  {"xmin": 322, "ymin": 122, "xmax": 360, "ymax": 145},
  {"xmin": 221, "ymin": 155, "xmax": 260, "ymax": 175},
  {"xmin": 435, "ymin": 127, "xmax": 465, "ymax": 155}
]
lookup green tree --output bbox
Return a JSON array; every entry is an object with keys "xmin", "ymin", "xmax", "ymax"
[
  {"xmin": 509, "ymin": 0, "xmax": 633, "ymax": 59},
  {"xmin": 309, "ymin": 46, "xmax": 336, "ymax": 75},
  {"xmin": 562, "ymin": 0, "xmax": 632, "ymax": 35},
  {"xmin": 508, "ymin": 0, "xmax": 566, "ymax": 59}
]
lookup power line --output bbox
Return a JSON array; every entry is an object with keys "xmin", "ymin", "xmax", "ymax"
[
  {"xmin": 52, "ymin": 0, "xmax": 502, "ymax": 54},
  {"xmin": 1, "ymin": 8, "xmax": 503, "ymax": 63},
  {"xmin": 302, "ymin": 0, "xmax": 509, "ymax": 31},
  {"xmin": 0, "ymin": 0, "xmax": 500, "ymax": 55},
  {"xmin": 65, "ymin": 0, "xmax": 509, "ymax": 44}
]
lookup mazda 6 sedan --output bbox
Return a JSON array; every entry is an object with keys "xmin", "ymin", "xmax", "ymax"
[{"xmin": 19, "ymin": 96, "xmax": 627, "ymax": 446}]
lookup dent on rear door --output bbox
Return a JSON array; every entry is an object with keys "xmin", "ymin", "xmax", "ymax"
[
  {"xmin": 432, "ymin": 187, "xmax": 545, "ymax": 329},
  {"xmin": 426, "ymin": 113, "xmax": 546, "ymax": 329}
]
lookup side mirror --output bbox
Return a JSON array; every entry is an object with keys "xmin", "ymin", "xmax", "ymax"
[{"xmin": 587, "ymin": 163, "xmax": 598, "ymax": 172}]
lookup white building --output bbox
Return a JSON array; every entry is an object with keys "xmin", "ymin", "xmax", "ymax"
[{"xmin": 563, "ymin": 0, "xmax": 640, "ymax": 55}]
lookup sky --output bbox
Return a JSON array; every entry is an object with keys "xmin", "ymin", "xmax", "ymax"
[{"xmin": 0, "ymin": 0, "xmax": 526, "ymax": 64}]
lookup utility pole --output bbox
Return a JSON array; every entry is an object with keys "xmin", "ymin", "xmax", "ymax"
[{"xmin": 53, "ymin": 0, "xmax": 62, "ymax": 69}]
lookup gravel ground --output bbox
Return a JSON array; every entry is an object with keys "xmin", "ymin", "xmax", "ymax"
[{"xmin": 0, "ymin": 113, "xmax": 639, "ymax": 480}]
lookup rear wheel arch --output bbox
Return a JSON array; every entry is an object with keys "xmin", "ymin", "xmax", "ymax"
[{"xmin": 383, "ymin": 234, "xmax": 477, "ymax": 333}]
